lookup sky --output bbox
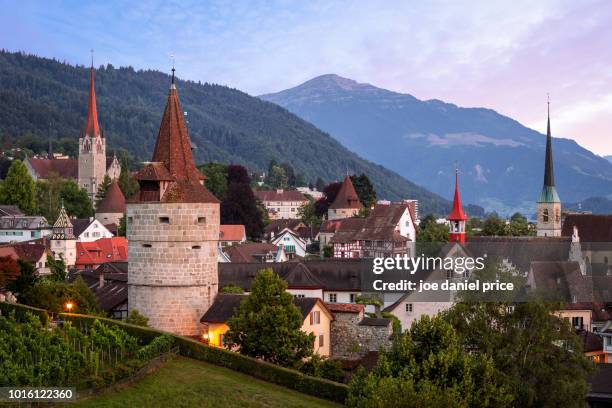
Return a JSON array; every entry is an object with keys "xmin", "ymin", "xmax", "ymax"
[{"xmin": 2, "ymin": 0, "xmax": 611, "ymax": 155}]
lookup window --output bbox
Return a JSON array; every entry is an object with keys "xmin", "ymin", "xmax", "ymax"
[
  {"xmin": 405, "ymin": 303, "xmax": 413, "ymax": 313},
  {"xmin": 159, "ymin": 217, "xmax": 170, "ymax": 224},
  {"xmin": 318, "ymin": 335, "xmax": 324, "ymax": 347},
  {"xmin": 142, "ymin": 243, "xmax": 152, "ymax": 248},
  {"xmin": 192, "ymin": 245, "xmax": 201, "ymax": 249},
  {"xmin": 572, "ymin": 316, "xmax": 583, "ymax": 329},
  {"xmin": 349, "ymin": 293, "xmax": 357, "ymax": 303},
  {"xmin": 294, "ymin": 294, "xmax": 305, "ymax": 298},
  {"xmin": 309, "ymin": 311, "xmax": 320, "ymax": 325},
  {"xmin": 198, "ymin": 217, "xmax": 206, "ymax": 224},
  {"xmin": 328, "ymin": 293, "xmax": 337, "ymax": 303},
  {"xmin": 128, "ymin": 217, "xmax": 133, "ymax": 224},
  {"xmin": 542, "ymin": 209, "xmax": 549, "ymax": 223}
]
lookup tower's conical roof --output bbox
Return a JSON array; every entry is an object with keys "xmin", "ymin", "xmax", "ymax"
[
  {"xmin": 96, "ymin": 181, "xmax": 126, "ymax": 213},
  {"xmin": 538, "ymin": 99, "xmax": 560, "ymax": 203},
  {"xmin": 85, "ymin": 63, "xmax": 101, "ymax": 138},
  {"xmin": 448, "ymin": 170, "xmax": 467, "ymax": 221},
  {"xmin": 52, "ymin": 205, "xmax": 75, "ymax": 239},
  {"xmin": 329, "ymin": 176, "xmax": 364, "ymax": 210}
]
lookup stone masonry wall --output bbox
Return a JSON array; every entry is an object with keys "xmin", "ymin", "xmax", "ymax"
[
  {"xmin": 330, "ymin": 311, "xmax": 393, "ymax": 358},
  {"xmin": 127, "ymin": 202, "xmax": 219, "ymax": 336}
]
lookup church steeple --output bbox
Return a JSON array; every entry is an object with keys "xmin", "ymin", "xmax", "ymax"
[
  {"xmin": 448, "ymin": 168, "xmax": 467, "ymax": 244},
  {"xmin": 536, "ymin": 97, "xmax": 561, "ymax": 237},
  {"xmin": 85, "ymin": 57, "xmax": 101, "ymax": 138}
]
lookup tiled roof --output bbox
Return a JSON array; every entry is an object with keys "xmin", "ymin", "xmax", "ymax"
[
  {"xmin": 85, "ymin": 65, "xmax": 101, "ymax": 138},
  {"xmin": 283, "ymin": 263, "xmax": 324, "ymax": 288},
  {"xmin": 71, "ymin": 218, "xmax": 93, "ymax": 238},
  {"xmin": 448, "ymin": 171, "xmax": 468, "ymax": 221},
  {"xmin": 328, "ymin": 218, "xmax": 366, "ymax": 243},
  {"xmin": 0, "ymin": 216, "xmax": 49, "ymax": 230},
  {"xmin": 359, "ymin": 317, "xmax": 391, "ymax": 327},
  {"xmin": 562, "ymin": 215, "xmax": 612, "ymax": 242},
  {"xmin": 27, "ymin": 158, "xmax": 78, "ymax": 179},
  {"xmin": 219, "ymin": 260, "xmax": 366, "ymax": 292},
  {"xmin": 12, "ymin": 242, "xmax": 47, "ymax": 263},
  {"xmin": 352, "ymin": 204, "xmax": 409, "ymax": 241},
  {"xmin": 325, "ymin": 303, "xmax": 364, "ymax": 314},
  {"xmin": 224, "ymin": 242, "xmax": 279, "ymax": 263},
  {"xmin": 577, "ymin": 330, "xmax": 603, "ymax": 353},
  {"xmin": 265, "ymin": 219, "xmax": 305, "ymax": 236},
  {"xmin": 96, "ymin": 181, "xmax": 125, "ymax": 213},
  {"xmin": 329, "ymin": 176, "xmax": 363, "ymax": 210},
  {"xmin": 254, "ymin": 189, "xmax": 308, "ymax": 202},
  {"xmin": 0, "ymin": 206, "xmax": 24, "ymax": 216},
  {"xmin": 219, "ymin": 225, "xmax": 246, "ymax": 242},
  {"xmin": 76, "ymin": 237, "xmax": 128, "ymax": 268},
  {"xmin": 78, "ymin": 263, "xmax": 129, "ymax": 311}
]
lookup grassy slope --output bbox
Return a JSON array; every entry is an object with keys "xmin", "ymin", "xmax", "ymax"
[{"xmin": 74, "ymin": 357, "xmax": 340, "ymax": 408}]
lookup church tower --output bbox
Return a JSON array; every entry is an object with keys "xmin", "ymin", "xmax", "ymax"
[
  {"xmin": 50, "ymin": 205, "xmax": 77, "ymax": 268},
  {"xmin": 448, "ymin": 169, "xmax": 468, "ymax": 244},
  {"xmin": 328, "ymin": 176, "xmax": 364, "ymax": 220},
  {"xmin": 127, "ymin": 68, "xmax": 220, "ymax": 336},
  {"xmin": 536, "ymin": 99, "xmax": 561, "ymax": 237},
  {"xmin": 78, "ymin": 59, "xmax": 107, "ymax": 202}
]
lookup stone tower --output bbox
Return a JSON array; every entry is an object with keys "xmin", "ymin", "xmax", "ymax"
[
  {"xmin": 448, "ymin": 169, "xmax": 468, "ymax": 244},
  {"xmin": 78, "ymin": 60, "xmax": 107, "ymax": 202},
  {"xmin": 127, "ymin": 68, "xmax": 220, "ymax": 336},
  {"xmin": 536, "ymin": 100, "xmax": 561, "ymax": 237},
  {"xmin": 328, "ymin": 176, "xmax": 364, "ymax": 220},
  {"xmin": 50, "ymin": 205, "xmax": 77, "ymax": 268}
]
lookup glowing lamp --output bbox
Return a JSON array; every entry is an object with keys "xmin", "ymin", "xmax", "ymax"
[{"xmin": 64, "ymin": 301, "xmax": 74, "ymax": 312}]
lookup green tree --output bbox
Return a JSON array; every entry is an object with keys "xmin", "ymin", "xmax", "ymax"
[
  {"xmin": 350, "ymin": 174, "xmax": 377, "ymax": 208},
  {"xmin": 6, "ymin": 259, "xmax": 39, "ymax": 300},
  {"xmin": 220, "ymin": 284, "xmax": 244, "ymax": 294},
  {"xmin": 118, "ymin": 213, "xmax": 127, "ymax": 237},
  {"xmin": 347, "ymin": 315, "xmax": 512, "ymax": 408},
  {"xmin": 46, "ymin": 255, "xmax": 66, "ymax": 282},
  {"xmin": 267, "ymin": 165, "xmax": 288, "ymax": 189},
  {"xmin": 20, "ymin": 276, "xmax": 100, "ymax": 314},
  {"xmin": 199, "ymin": 162, "xmax": 228, "ymax": 199},
  {"xmin": 481, "ymin": 214, "xmax": 508, "ymax": 236},
  {"xmin": 35, "ymin": 172, "xmax": 62, "ymax": 223},
  {"xmin": 224, "ymin": 269, "xmax": 314, "ymax": 367},
  {"xmin": 118, "ymin": 153, "xmax": 139, "ymax": 199},
  {"xmin": 95, "ymin": 174, "xmax": 112, "ymax": 209},
  {"xmin": 0, "ymin": 160, "xmax": 36, "ymax": 215},
  {"xmin": 508, "ymin": 212, "xmax": 530, "ymax": 236},
  {"xmin": 59, "ymin": 180, "xmax": 93, "ymax": 219},
  {"xmin": 126, "ymin": 309, "xmax": 149, "ymax": 326},
  {"xmin": 298, "ymin": 200, "xmax": 322, "ymax": 227},
  {"xmin": 417, "ymin": 214, "xmax": 449, "ymax": 242}
]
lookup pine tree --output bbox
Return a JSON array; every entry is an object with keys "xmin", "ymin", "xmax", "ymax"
[
  {"xmin": 95, "ymin": 174, "xmax": 112, "ymax": 209},
  {"xmin": 0, "ymin": 160, "xmax": 36, "ymax": 215}
]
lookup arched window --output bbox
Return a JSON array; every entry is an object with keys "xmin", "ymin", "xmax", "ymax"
[{"xmin": 542, "ymin": 209, "xmax": 549, "ymax": 223}]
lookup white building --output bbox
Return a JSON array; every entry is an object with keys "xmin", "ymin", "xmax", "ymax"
[
  {"xmin": 0, "ymin": 206, "xmax": 51, "ymax": 243},
  {"xmin": 254, "ymin": 189, "xmax": 308, "ymax": 220},
  {"xmin": 271, "ymin": 228, "xmax": 308, "ymax": 259}
]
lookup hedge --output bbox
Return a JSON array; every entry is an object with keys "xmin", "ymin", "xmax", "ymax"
[
  {"xmin": 0, "ymin": 302, "xmax": 50, "ymax": 326},
  {"xmin": 0, "ymin": 304, "xmax": 349, "ymax": 404}
]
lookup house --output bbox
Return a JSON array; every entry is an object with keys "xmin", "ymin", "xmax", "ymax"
[
  {"xmin": 265, "ymin": 219, "xmax": 318, "ymax": 245},
  {"xmin": 223, "ymin": 242, "xmax": 287, "ymax": 263},
  {"xmin": 75, "ymin": 237, "xmax": 128, "ymax": 270},
  {"xmin": 330, "ymin": 203, "xmax": 416, "ymax": 259},
  {"xmin": 327, "ymin": 176, "xmax": 363, "ymax": 220},
  {"xmin": 0, "ymin": 206, "xmax": 51, "ymax": 243},
  {"xmin": 254, "ymin": 189, "xmax": 308, "ymax": 220},
  {"xmin": 72, "ymin": 218, "xmax": 114, "ymax": 242},
  {"xmin": 271, "ymin": 228, "xmax": 308, "ymax": 259},
  {"xmin": 200, "ymin": 293, "xmax": 333, "ymax": 356},
  {"xmin": 0, "ymin": 240, "xmax": 50, "ymax": 275},
  {"xmin": 95, "ymin": 181, "xmax": 126, "ymax": 227},
  {"xmin": 219, "ymin": 225, "xmax": 247, "ymax": 247},
  {"xmin": 76, "ymin": 262, "xmax": 128, "ymax": 320}
]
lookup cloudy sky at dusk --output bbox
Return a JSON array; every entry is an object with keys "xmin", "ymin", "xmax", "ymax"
[{"xmin": 2, "ymin": 0, "xmax": 611, "ymax": 155}]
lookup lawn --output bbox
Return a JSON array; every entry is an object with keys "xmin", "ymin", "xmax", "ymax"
[{"xmin": 74, "ymin": 356, "xmax": 341, "ymax": 408}]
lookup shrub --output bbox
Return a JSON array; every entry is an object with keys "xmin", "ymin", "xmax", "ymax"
[
  {"xmin": 125, "ymin": 309, "xmax": 149, "ymax": 327},
  {"xmin": 137, "ymin": 335, "xmax": 175, "ymax": 361}
]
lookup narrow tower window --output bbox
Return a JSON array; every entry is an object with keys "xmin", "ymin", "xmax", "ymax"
[
  {"xmin": 198, "ymin": 217, "xmax": 206, "ymax": 224},
  {"xmin": 159, "ymin": 216, "xmax": 170, "ymax": 224}
]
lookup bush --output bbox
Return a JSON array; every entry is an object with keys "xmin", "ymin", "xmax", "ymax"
[
  {"xmin": 0, "ymin": 302, "xmax": 49, "ymax": 326},
  {"xmin": 125, "ymin": 309, "xmax": 149, "ymax": 327},
  {"xmin": 137, "ymin": 335, "xmax": 175, "ymax": 360}
]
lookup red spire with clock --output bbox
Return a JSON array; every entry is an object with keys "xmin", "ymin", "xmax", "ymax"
[{"xmin": 448, "ymin": 168, "xmax": 468, "ymax": 244}]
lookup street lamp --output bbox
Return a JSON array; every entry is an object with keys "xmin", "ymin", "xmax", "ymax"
[{"xmin": 64, "ymin": 301, "xmax": 74, "ymax": 312}]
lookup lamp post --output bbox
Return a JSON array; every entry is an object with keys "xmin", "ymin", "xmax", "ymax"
[{"xmin": 64, "ymin": 301, "xmax": 74, "ymax": 313}]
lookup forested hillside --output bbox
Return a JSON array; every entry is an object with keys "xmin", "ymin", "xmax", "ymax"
[{"xmin": 0, "ymin": 51, "xmax": 449, "ymax": 214}]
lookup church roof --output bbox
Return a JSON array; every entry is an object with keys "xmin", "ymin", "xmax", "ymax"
[
  {"xmin": 85, "ymin": 64, "xmax": 101, "ymax": 138},
  {"xmin": 329, "ymin": 176, "xmax": 364, "ymax": 210},
  {"xmin": 96, "ymin": 181, "xmax": 126, "ymax": 214},
  {"xmin": 562, "ymin": 215, "xmax": 612, "ymax": 242},
  {"xmin": 51, "ymin": 206, "xmax": 75, "ymax": 239},
  {"xmin": 133, "ymin": 71, "xmax": 217, "ymax": 204},
  {"xmin": 448, "ymin": 170, "xmax": 468, "ymax": 221},
  {"xmin": 27, "ymin": 158, "xmax": 78, "ymax": 179}
]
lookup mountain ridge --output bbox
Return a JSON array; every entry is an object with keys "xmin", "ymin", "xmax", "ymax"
[{"xmin": 260, "ymin": 74, "xmax": 612, "ymax": 215}]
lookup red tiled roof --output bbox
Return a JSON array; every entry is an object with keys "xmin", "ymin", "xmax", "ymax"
[
  {"xmin": 219, "ymin": 225, "xmax": 246, "ymax": 242},
  {"xmin": 96, "ymin": 181, "xmax": 125, "ymax": 213},
  {"xmin": 324, "ymin": 303, "xmax": 364, "ymax": 314},
  {"xmin": 76, "ymin": 237, "xmax": 128, "ymax": 269},
  {"xmin": 27, "ymin": 158, "xmax": 78, "ymax": 179},
  {"xmin": 329, "ymin": 176, "xmax": 363, "ymax": 210},
  {"xmin": 448, "ymin": 171, "xmax": 467, "ymax": 221},
  {"xmin": 254, "ymin": 190, "xmax": 308, "ymax": 202},
  {"xmin": 0, "ymin": 242, "xmax": 47, "ymax": 263},
  {"xmin": 224, "ymin": 242, "xmax": 278, "ymax": 263}
]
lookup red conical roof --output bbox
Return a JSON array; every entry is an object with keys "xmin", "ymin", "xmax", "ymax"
[
  {"xmin": 329, "ymin": 176, "xmax": 364, "ymax": 210},
  {"xmin": 85, "ymin": 65, "xmax": 101, "ymax": 138},
  {"xmin": 448, "ymin": 170, "xmax": 467, "ymax": 221},
  {"xmin": 151, "ymin": 75, "xmax": 202, "ymax": 182},
  {"xmin": 96, "ymin": 181, "xmax": 125, "ymax": 213}
]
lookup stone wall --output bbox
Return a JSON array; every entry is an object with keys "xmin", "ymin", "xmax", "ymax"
[
  {"xmin": 330, "ymin": 311, "xmax": 392, "ymax": 358},
  {"xmin": 127, "ymin": 202, "xmax": 219, "ymax": 336}
]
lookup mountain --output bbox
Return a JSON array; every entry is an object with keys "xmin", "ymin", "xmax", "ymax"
[
  {"xmin": 260, "ymin": 74, "xmax": 612, "ymax": 215},
  {"xmin": 0, "ymin": 51, "xmax": 449, "ymax": 214},
  {"xmin": 605, "ymin": 155, "xmax": 612, "ymax": 164}
]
